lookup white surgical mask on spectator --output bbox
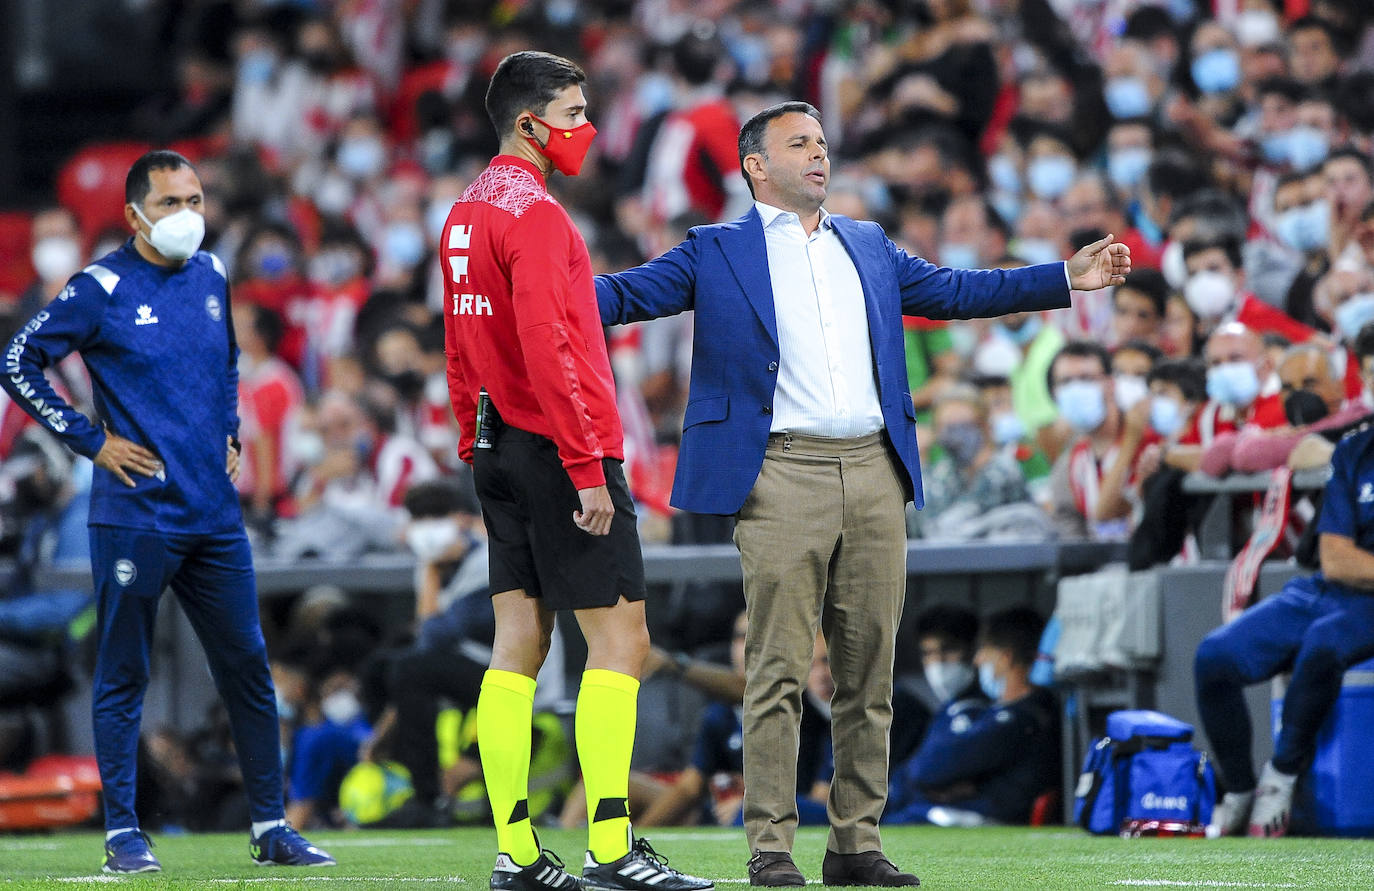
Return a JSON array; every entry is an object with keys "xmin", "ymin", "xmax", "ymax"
[
  {"xmin": 321, "ymin": 690, "xmax": 362, "ymax": 726},
  {"xmin": 1335, "ymin": 293, "xmax": 1374, "ymax": 344},
  {"xmin": 988, "ymin": 154, "xmax": 1021, "ymax": 194},
  {"xmin": 132, "ymin": 205, "xmax": 205, "ymax": 262},
  {"xmin": 406, "ymin": 517, "xmax": 462, "ymax": 562},
  {"xmin": 1149, "ymin": 394, "xmax": 1185, "ymax": 437},
  {"xmin": 383, "ymin": 222, "xmax": 427, "ymax": 269},
  {"xmin": 1235, "ymin": 9, "xmax": 1281, "ymax": 47},
  {"xmin": 939, "ymin": 242, "xmax": 980, "ymax": 269},
  {"xmin": 1274, "ymin": 202, "xmax": 1320, "ymax": 253},
  {"xmin": 1284, "ymin": 126, "xmax": 1330, "ymax": 170},
  {"xmin": 924, "ymin": 662, "xmax": 975, "ymax": 704},
  {"xmin": 978, "ymin": 662, "xmax": 1005, "ymax": 701},
  {"xmin": 288, "ymin": 430, "xmax": 326, "ymax": 467},
  {"xmin": 1206, "ymin": 361, "xmax": 1261, "ymax": 408},
  {"xmin": 1026, "ymin": 155, "xmax": 1076, "ymax": 200},
  {"xmin": 31, "ymin": 236, "xmax": 81, "ymax": 282},
  {"xmin": 1184, "ymin": 270, "xmax": 1236, "ymax": 319},
  {"xmin": 1108, "ymin": 148, "xmax": 1152, "ymax": 191},
  {"xmin": 1105, "ymin": 77, "xmax": 1151, "ymax": 119},
  {"xmin": 1114, "ymin": 373, "xmax": 1148, "ymax": 411},
  {"xmin": 314, "ymin": 174, "xmax": 355, "ymax": 217},
  {"xmin": 974, "ymin": 336, "xmax": 1022, "ymax": 377},
  {"xmin": 337, "ymin": 137, "xmax": 387, "ymax": 180},
  {"xmin": 1055, "ymin": 380, "xmax": 1107, "ymax": 432},
  {"xmin": 1013, "ymin": 238, "xmax": 1062, "ymax": 267},
  {"xmin": 991, "ymin": 411, "xmax": 1025, "ymax": 445},
  {"xmin": 1191, "ymin": 48, "xmax": 1240, "ymax": 94}
]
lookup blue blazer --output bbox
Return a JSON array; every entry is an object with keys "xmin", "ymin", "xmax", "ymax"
[{"xmin": 596, "ymin": 208, "xmax": 1071, "ymax": 515}]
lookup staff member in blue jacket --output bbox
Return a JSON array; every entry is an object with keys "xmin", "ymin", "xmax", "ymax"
[
  {"xmin": 1, "ymin": 151, "xmax": 333, "ymax": 875},
  {"xmin": 596, "ymin": 101, "xmax": 1130, "ymax": 887}
]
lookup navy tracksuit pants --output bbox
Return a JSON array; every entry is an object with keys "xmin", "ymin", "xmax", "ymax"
[
  {"xmin": 90, "ymin": 526, "xmax": 284, "ymax": 830},
  {"xmin": 1195, "ymin": 574, "xmax": 1374, "ymax": 792}
]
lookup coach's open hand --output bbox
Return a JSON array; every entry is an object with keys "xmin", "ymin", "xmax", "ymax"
[
  {"xmin": 1067, "ymin": 233, "xmax": 1132, "ymax": 290},
  {"xmin": 575, "ymin": 484, "xmax": 615, "ymax": 536},
  {"xmin": 95, "ymin": 430, "xmax": 162, "ymax": 488}
]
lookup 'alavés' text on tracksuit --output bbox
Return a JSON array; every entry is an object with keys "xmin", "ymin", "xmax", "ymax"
[{"xmin": 2, "ymin": 240, "xmax": 242, "ymax": 533}]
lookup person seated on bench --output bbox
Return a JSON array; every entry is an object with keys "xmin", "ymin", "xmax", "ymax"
[{"xmin": 885, "ymin": 607, "xmax": 1059, "ymax": 826}]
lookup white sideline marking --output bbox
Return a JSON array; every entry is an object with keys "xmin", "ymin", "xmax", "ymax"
[
  {"xmin": 204, "ymin": 878, "xmax": 467, "ymax": 884},
  {"xmin": 52, "ymin": 879, "xmax": 123, "ymax": 885},
  {"xmin": 0, "ymin": 840, "xmax": 65, "ymax": 850},
  {"xmin": 1112, "ymin": 881, "xmax": 1300, "ymax": 888}
]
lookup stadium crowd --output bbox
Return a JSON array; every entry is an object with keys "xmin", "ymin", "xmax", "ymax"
[{"xmin": 3, "ymin": 0, "xmax": 1374, "ymax": 835}]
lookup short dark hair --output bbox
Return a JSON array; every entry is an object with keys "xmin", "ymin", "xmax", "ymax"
[
  {"xmin": 914, "ymin": 604, "xmax": 979, "ymax": 653},
  {"xmin": 484, "ymin": 51, "xmax": 587, "ymax": 138},
  {"xmin": 1324, "ymin": 147, "xmax": 1373, "ymax": 182},
  {"xmin": 1114, "ymin": 267, "xmax": 1169, "ymax": 318},
  {"xmin": 125, "ymin": 150, "xmax": 197, "ymax": 205},
  {"xmin": 1355, "ymin": 321, "xmax": 1374, "ymax": 363},
  {"xmin": 1047, "ymin": 340, "xmax": 1111, "ymax": 394},
  {"xmin": 1182, "ymin": 234, "xmax": 1243, "ymax": 270},
  {"xmin": 1147, "ymin": 357, "xmax": 1208, "ymax": 403},
  {"xmin": 1144, "ymin": 150, "xmax": 1212, "ymax": 203},
  {"xmin": 249, "ymin": 303, "xmax": 285, "ymax": 354},
  {"xmin": 981, "ymin": 607, "xmax": 1045, "ymax": 669},
  {"xmin": 1113, "ymin": 339, "xmax": 1163, "ymax": 369},
  {"xmin": 403, "ymin": 475, "xmax": 481, "ymax": 519},
  {"xmin": 737, "ymin": 101, "xmax": 821, "ymax": 198}
]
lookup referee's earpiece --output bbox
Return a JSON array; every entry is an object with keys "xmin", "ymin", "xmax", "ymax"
[{"xmin": 521, "ymin": 119, "xmax": 535, "ymax": 136}]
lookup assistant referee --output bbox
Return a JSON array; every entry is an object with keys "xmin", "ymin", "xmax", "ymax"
[{"xmin": 439, "ymin": 51, "xmax": 710, "ymax": 891}]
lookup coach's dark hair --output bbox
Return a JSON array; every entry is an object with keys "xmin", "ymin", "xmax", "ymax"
[
  {"xmin": 1047, "ymin": 340, "xmax": 1111, "ymax": 395},
  {"xmin": 485, "ymin": 51, "xmax": 587, "ymax": 138},
  {"xmin": 981, "ymin": 607, "xmax": 1045, "ymax": 670},
  {"xmin": 737, "ymin": 101, "xmax": 822, "ymax": 198},
  {"xmin": 125, "ymin": 150, "xmax": 197, "ymax": 205}
]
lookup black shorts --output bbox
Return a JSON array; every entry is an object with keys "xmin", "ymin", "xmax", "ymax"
[{"xmin": 473, "ymin": 424, "xmax": 646, "ymax": 611}]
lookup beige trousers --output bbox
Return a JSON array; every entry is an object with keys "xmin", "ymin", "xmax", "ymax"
[{"xmin": 733, "ymin": 431, "xmax": 908, "ymax": 855}]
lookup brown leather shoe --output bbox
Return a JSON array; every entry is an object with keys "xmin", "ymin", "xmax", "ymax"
[
  {"xmin": 748, "ymin": 851, "xmax": 805, "ymax": 887},
  {"xmin": 821, "ymin": 851, "xmax": 920, "ymax": 887}
]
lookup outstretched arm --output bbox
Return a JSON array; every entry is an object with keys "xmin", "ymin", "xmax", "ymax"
[{"xmin": 595, "ymin": 234, "xmax": 701, "ymax": 325}]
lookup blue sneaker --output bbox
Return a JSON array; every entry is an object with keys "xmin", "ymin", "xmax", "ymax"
[
  {"xmin": 250, "ymin": 825, "xmax": 337, "ymax": 867},
  {"xmin": 103, "ymin": 830, "xmax": 161, "ymax": 874}
]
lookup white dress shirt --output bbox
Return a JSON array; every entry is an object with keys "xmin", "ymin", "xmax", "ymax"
[{"xmin": 757, "ymin": 201, "xmax": 885, "ymax": 438}]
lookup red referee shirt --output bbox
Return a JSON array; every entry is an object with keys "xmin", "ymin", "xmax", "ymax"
[{"xmin": 440, "ymin": 155, "xmax": 623, "ymax": 490}]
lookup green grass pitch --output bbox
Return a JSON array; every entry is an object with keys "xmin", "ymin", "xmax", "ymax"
[{"xmin": 1, "ymin": 826, "xmax": 1371, "ymax": 889}]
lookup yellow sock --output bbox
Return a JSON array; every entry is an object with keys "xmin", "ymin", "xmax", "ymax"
[
  {"xmin": 477, "ymin": 669, "xmax": 539, "ymax": 864},
  {"xmin": 578, "ymin": 668, "xmax": 639, "ymax": 863}
]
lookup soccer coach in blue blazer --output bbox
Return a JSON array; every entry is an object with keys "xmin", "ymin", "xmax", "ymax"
[{"xmin": 596, "ymin": 101, "xmax": 1129, "ymax": 887}]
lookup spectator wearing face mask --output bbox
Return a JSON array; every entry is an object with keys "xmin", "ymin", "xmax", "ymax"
[
  {"xmin": 909, "ymin": 385, "xmax": 1033, "ymax": 541},
  {"xmin": 1273, "ymin": 168, "xmax": 1334, "ymax": 331},
  {"xmin": 1183, "ymin": 235, "xmax": 1321, "ymax": 346},
  {"xmin": 285, "ymin": 665, "xmax": 373, "ymax": 829},
  {"xmin": 892, "ymin": 605, "xmax": 986, "ymax": 758},
  {"xmin": 17, "ymin": 206, "xmax": 85, "ymax": 320},
  {"xmin": 1046, "ymin": 341, "xmax": 1159, "ymax": 541},
  {"xmin": 233, "ymin": 223, "xmax": 313, "ymax": 374},
  {"xmin": 1198, "ymin": 323, "xmax": 1290, "ymax": 477},
  {"xmin": 1224, "ymin": 342, "xmax": 1372, "ymax": 473},
  {"xmin": 1322, "ymin": 149, "xmax": 1374, "ymax": 271},
  {"xmin": 970, "ymin": 374, "xmax": 1053, "ymax": 501},
  {"xmin": 1128, "ymin": 357, "xmax": 1219, "ymax": 568},
  {"xmin": 885, "ymin": 607, "xmax": 1058, "ymax": 826}
]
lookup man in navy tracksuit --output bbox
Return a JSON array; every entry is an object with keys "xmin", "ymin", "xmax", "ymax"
[
  {"xmin": 0, "ymin": 151, "xmax": 333, "ymax": 873},
  {"xmin": 1196, "ymin": 421, "xmax": 1374, "ymax": 838}
]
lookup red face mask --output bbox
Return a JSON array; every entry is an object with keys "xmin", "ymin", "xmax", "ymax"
[{"xmin": 525, "ymin": 114, "xmax": 597, "ymax": 176}]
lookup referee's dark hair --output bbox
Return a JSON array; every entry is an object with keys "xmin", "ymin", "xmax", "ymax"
[
  {"xmin": 980, "ymin": 607, "xmax": 1046, "ymax": 669},
  {"xmin": 126, "ymin": 150, "xmax": 197, "ymax": 205},
  {"xmin": 485, "ymin": 51, "xmax": 587, "ymax": 138},
  {"xmin": 738, "ymin": 101, "xmax": 822, "ymax": 198}
]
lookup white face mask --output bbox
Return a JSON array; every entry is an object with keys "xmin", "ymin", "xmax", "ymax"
[
  {"xmin": 31, "ymin": 236, "xmax": 82, "ymax": 282},
  {"xmin": 924, "ymin": 661, "xmax": 975, "ymax": 704},
  {"xmin": 132, "ymin": 204, "xmax": 205, "ymax": 262},
  {"xmin": 1184, "ymin": 270, "xmax": 1236, "ymax": 319},
  {"xmin": 320, "ymin": 690, "xmax": 362, "ymax": 726},
  {"xmin": 1113, "ymin": 374, "xmax": 1149, "ymax": 412},
  {"xmin": 405, "ymin": 517, "xmax": 463, "ymax": 562}
]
